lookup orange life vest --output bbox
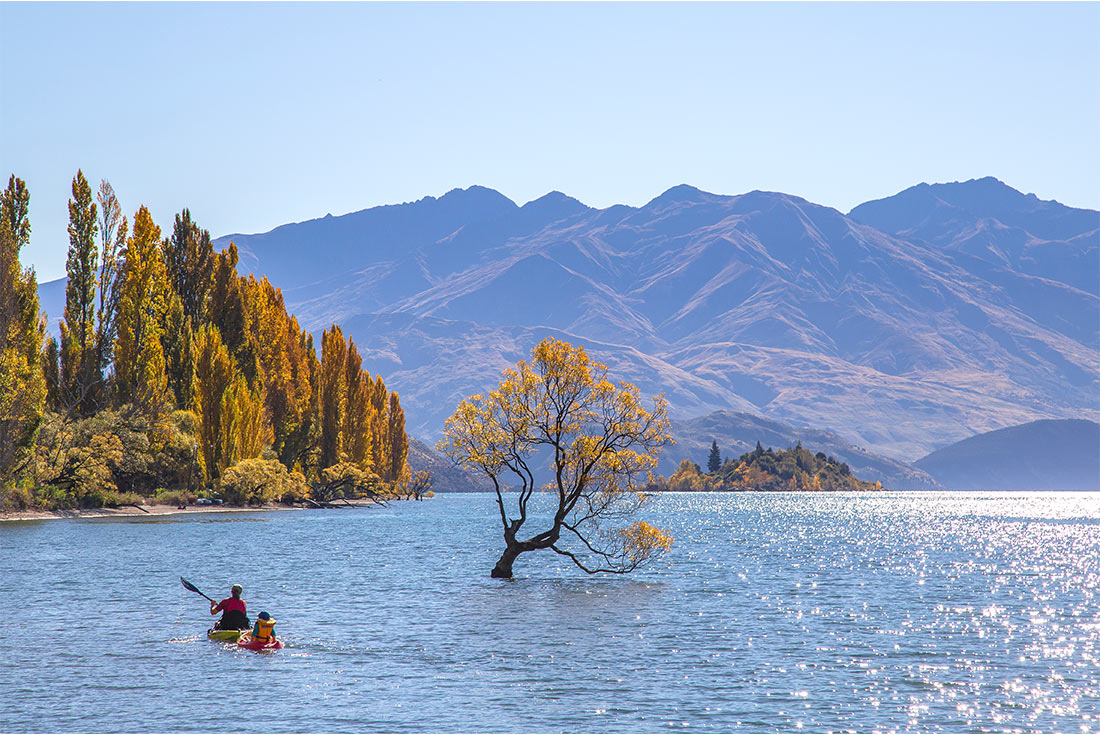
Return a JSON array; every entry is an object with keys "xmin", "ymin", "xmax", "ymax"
[{"xmin": 253, "ymin": 617, "xmax": 276, "ymax": 642}]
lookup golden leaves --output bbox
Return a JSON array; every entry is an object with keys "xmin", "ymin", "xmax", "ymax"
[{"xmin": 441, "ymin": 336, "xmax": 674, "ymax": 573}]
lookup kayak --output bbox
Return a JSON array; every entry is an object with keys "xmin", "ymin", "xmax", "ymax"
[
  {"xmin": 207, "ymin": 628, "xmax": 246, "ymax": 642},
  {"xmin": 237, "ymin": 634, "xmax": 284, "ymax": 652}
]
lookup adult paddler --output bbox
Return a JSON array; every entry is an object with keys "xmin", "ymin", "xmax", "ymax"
[{"xmin": 210, "ymin": 583, "xmax": 250, "ymax": 631}]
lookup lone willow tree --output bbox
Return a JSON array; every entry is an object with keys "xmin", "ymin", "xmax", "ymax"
[{"xmin": 440, "ymin": 337, "xmax": 674, "ymax": 578}]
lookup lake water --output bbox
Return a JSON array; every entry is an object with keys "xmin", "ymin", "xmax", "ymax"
[{"xmin": 0, "ymin": 492, "xmax": 1098, "ymax": 733}]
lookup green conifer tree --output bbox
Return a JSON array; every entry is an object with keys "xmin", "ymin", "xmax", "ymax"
[{"xmin": 707, "ymin": 439, "xmax": 721, "ymax": 474}]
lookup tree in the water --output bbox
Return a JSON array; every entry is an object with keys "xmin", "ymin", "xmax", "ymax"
[
  {"xmin": 440, "ymin": 337, "xmax": 674, "ymax": 578},
  {"xmin": 707, "ymin": 439, "xmax": 721, "ymax": 473}
]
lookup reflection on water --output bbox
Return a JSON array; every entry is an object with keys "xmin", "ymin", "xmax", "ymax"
[{"xmin": 0, "ymin": 492, "xmax": 1097, "ymax": 732}]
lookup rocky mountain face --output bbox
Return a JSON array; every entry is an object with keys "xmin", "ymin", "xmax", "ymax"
[
  {"xmin": 210, "ymin": 178, "xmax": 1098, "ymax": 463},
  {"xmin": 406, "ymin": 437, "xmax": 492, "ymax": 493},
  {"xmin": 914, "ymin": 419, "xmax": 1100, "ymax": 490}
]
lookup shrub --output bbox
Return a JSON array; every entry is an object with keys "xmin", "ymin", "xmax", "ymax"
[
  {"xmin": 316, "ymin": 462, "xmax": 386, "ymax": 502},
  {"xmin": 0, "ymin": 482, "xmax": 34, "ymax": 512},
  {"xmin": 221, "ymin": 458, "xmax": 309, "ymax": 506},
  {"xmin": 153, "ymin": 489, "xmax": 195, "ymax": 506},
  {"xmin": 97, "ymin": 490, "xmax": 145, "ymax": 508}
]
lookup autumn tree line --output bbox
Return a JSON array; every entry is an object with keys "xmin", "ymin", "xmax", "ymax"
[{"xmin": 1, "ymin": 171, "xmax": 421, "ymax": 511}]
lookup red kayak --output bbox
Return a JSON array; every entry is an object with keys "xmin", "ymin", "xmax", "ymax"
[{"xmin": 236, "ymin": 634, "xmax": 284, "ymax": 652}]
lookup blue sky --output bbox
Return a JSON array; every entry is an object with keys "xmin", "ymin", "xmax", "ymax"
[{"xmin": 2, "ymin": 1, "xmax": 1098, "ymax": 282}]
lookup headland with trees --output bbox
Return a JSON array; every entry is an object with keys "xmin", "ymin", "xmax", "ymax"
[{"xmin": 651, "ymin": 439, "xmax": 884, "ymax": 492}]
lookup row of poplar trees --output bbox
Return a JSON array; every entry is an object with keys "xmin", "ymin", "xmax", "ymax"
[{"xmin": 0, "ymin": 171, "xmax": 408, "ymax": 506}]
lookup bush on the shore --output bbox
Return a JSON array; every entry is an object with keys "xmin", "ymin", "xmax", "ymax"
[
  {"xmin": 153, "ymin": 488, "xmax": 195, "ymax": 506},
  {"xmin": 220, "ymin": 458, "xmax": 309, "ymax": 506},
  {"xmin": 0, "ymin": 481, "xmax": 34, "ymax": 512},
  {"xmin": 26, "ymin": 409, "xmax": 203, "ymax": 508}
]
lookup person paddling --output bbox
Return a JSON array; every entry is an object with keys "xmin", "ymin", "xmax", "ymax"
[{"xmin": 210, "ymin": 584, "xmax": 250, "ymax": 631}]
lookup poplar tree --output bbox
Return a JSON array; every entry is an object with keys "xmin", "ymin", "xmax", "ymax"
[
  {"xmin": 95, "ymin": 179, "xmax": 125, "ymax": 399},
  {"xmin": 241, "ymin": 276, "xmax": 313, "ymax": 469},
  {"xmin": 162, "ymin": 291, "xmax": 193, "ymax": 407},
  {"xmin": 319, "ymin": 325, "xmax": 347, "ymax": 469},
  {"xmin": 113, "ymin": 205, "xmax": 169, "ymax": 415},
  {"xmin": 0, "ymin": 176, "xmax": 46, "ymax": 481},
  {"xmin": 369, "ymin": 374, "xmax": 390, "ymax": 479},
  {"xmin": 42, "ymin": 337, "xmax": 61, "ymax": 411},
  {"xmin": 343, "ymin": 337, "xmax": 372, "ymax": 470},
  {"xmin": 386, "ymin": 391, "xmax": 407, "ymax": 483},
  {"xmin": 61, "ymin": 170, "xmax": 99, "ymax": 414},
  {"xmin": 209, "ymin": 244, "xmax": 258, "ymax": 384},
  {"xmin": 164, "ymin": 208, "xmax": 214, "ymax": 322},
  {"xmin": 192, "ymin": 323, "xmax": 269, "ymax": 483},
  {"xmin": 192, "ymin": 323, "xmax": 234, "ymax": 482}
]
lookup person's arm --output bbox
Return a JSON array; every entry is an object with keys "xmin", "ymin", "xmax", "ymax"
[{"xmin": 210, "ymin": 599, "xmax": 224, "ymax": 615}]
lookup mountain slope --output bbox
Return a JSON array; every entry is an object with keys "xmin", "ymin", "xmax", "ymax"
[
  {"xmin": 406, "ymin": 438, "xmax": 492, "ymax": 493},
  {"xmin": 202, "ymin": 179, "xmax": 1097, "ymax": 461},
  {"xmin": 914, "ymin": 419, "xmax": 1100, "ymax": 490}
]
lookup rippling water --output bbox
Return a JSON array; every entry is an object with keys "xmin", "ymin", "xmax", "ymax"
[{"xmin": 0, "ymin": 492, "xmax": 1097, "ymax": 733}]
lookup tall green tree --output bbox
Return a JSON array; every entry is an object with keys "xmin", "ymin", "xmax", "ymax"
[
  {"xmin": 162, "ymin": 291, "xmax": 193, "ymax": 408},
  {"xmin": 42, "ymin": 336, "xmax": 61, "ymax": 411},
  {"xmin": 113, "ymin": 205, "xmax": 169, "ymax": 415},
  {"xmin": 0, "ymin": 176, "xmax": 46, "ymax": 482},
  {"xmin": 707, "ymin": 439, "xmax": 721, "ymax": 474},
  {"xmin": 164, "ymin": 208, "xmax": 214, "ymax": 322},
  {"xmin": 61, "ymin": 170, "xmax": 99, "ymax": 415},
  {"xmin": 209, "ymin": 243, "xmax": 257, "ymax": 383}
]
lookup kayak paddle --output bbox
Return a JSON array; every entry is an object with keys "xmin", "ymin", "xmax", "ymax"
[{"xmin": 180, "ymin": 576, "xmax": 215, "ymax": 603}]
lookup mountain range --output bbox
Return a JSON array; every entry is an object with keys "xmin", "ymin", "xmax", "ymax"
[
  {"xmin": 36, "ymin": 177, "xmax": 1099, "ymax": 474},
  {"xmin": 210, "ymin": 176, "xmax": 1098, "ymax": 463}
]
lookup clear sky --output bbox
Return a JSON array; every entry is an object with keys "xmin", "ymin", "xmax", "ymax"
[{"xmin": 2, "ymin": 1, "xmax": 1098, "ymax": 282}]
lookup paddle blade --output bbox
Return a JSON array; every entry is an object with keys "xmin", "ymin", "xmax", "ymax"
[{"xmin": 180, "ymin": 576, "xmax": 214, "ymax": 601}]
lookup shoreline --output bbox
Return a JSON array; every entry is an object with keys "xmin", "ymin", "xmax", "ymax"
[{"xmin": 0, "ymin": 499, "xmax": 380, "ymax": 523}]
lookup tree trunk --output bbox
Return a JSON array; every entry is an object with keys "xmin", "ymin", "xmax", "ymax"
[{"xmin": 491, "ymin": 542, "xmax": 524, "ymax": 579}]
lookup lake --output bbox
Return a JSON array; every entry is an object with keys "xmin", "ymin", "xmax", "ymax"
[{"xmin": 0, "ymin": 492, "xmax": 1097, "ymax": 733}]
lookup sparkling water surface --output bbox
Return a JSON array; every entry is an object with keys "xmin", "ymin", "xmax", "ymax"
[{"xmin": 0, "ymin": 492, "xmax": 1097, "ymax": 733}]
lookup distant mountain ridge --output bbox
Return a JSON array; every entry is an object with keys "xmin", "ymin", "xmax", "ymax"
[
  {"xmin": 849, "ymin": 176, "xmax": 1099, "ymax": 297},
  {"xmin": 914, "ymin": 419, "xmax": 1100, "ymax": 490}
]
